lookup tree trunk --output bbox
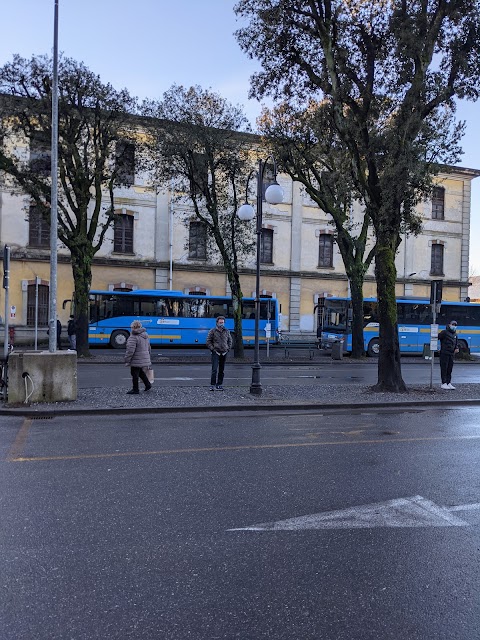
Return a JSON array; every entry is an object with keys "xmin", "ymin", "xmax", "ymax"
[
  {"xmin": 373, "ymin": 241, "xmax": 407, "ymax": 392},
  {"xmin": 348, "ymin": 267, "xmax": 366, "ymax": 358},
  {"xmin": 229, "ymin": 272, "xmax": 245, "ymax": 358},
  {"xmin": 70, "ymin": 245, "xmax": 94, "ymax": 358}
]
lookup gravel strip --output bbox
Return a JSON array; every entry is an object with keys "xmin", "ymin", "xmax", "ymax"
[{"xmin": 11, "ymin": 382, "xmax": 480, "ymax": 413}]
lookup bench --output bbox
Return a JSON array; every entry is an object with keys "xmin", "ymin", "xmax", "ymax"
[{"xmin": 281, "ymin": 335, "xmax": 318, "ymax": 359}]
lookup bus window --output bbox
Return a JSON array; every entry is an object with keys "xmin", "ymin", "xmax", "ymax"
[
  {"xmin": 114, "ymin": 296, "xmax": 135, "ymax": 318},
  {"xmin": 398, "ymin": 303, "xmax": 431, "ymax": 324},
  {"xmin": 210, "ymin": 302, "xmax": 229, "ymax": 318},
  {"xmin": 185, "ymin": 298, "xmax": 209, "ymax": 318},
  {"xmin": 139, "ymin": 298, "xmax": 156, "ymax": 316},
  {"xmin": 363, "ymin": 302, "xmax": 378, "ymax": 325}
]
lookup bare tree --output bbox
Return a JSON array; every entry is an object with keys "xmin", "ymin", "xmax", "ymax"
[
  {"xmin": 0, "ymin": 54, "xmax": 137, "ymax": 356},
  {"xmin": 259, "ymin": 100, "xmax": 376, "ymax": 357},
  {"xmin": 142, "ymin": 85, "xmax": 257, "ymax": 357}
]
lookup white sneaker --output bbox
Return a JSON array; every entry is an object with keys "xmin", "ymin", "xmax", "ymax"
[
  {"xmin": 447, "ymin": 383, "xmax": 456, "ymax": 390},
  {"xmin": 441, "ymin": 383, "xmax": 449, "ymax": 389}
]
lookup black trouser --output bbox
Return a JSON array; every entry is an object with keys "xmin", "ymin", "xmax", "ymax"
[
  {"xmin": 130, "ymin": 366, "xmax": 150, "ymax": 392},
  {"xmin": 440, "ymin": 353, "xmax": 454, "ymax": 384},
  {"xmin": 210, "ymin": 352, "xmax": 226, "ymax": 386}
]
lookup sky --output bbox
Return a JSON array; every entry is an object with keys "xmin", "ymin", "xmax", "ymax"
[{"xmin": 1, "ymin": 0, "xmax": 479, "ymax": 272}]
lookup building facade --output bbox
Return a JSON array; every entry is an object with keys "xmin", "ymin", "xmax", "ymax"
[{"xmin": 1, "ymin": 131, "xmax": 479, "ymax": 342}]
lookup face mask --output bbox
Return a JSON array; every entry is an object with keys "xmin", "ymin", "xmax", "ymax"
[
  {"xmin": 217, "ymin": 322, "xmax": 224, "ymax": 327},
  {"xmin": 449, "ymin": 325, "xmax": 457, "ymax": 331}
]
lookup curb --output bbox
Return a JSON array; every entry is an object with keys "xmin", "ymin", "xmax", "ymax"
[{"xmin": 1, "ymin": 397, "xmax": 480, "ymax": 418}]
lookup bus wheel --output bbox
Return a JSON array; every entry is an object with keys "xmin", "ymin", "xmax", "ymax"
[
  {"xmin": 110, "ymin": 330, "xmax": 129, "ymax": 349},
  {"xmin": 367, "ymin": 338, "xmax": 380, "ymax": 357}
]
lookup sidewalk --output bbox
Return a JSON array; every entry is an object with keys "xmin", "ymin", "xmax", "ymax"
[{"xmin": 2, "ymin": 351, "xmax": 480, "ymax": 416}]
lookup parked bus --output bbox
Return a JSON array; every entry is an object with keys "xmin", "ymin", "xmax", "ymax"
[
  {"xmin": 319, "ymin": 296, "xmax": 480, "ymax": 356},
  {"xmin": 88, "ymin": 289, "xmax": 280, "ymax": 348}
]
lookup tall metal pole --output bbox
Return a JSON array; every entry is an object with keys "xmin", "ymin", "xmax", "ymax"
[
  {"xmin": 34, "ymin": 276, "xmax": 40, "ymax": 350},
  {"xmin": 3, "ymin": 245, "xmax": 10, "ymax": 359},
  {"xmin": 430, "ymin": 281, "xmax": 437, "ymax": 390},
  {"xmin": 250, "ymin": 159, "xmax": 263, "ymax": 395},
  {"xmin": 48, "ymin": 0, "xmax": 59, "ymax": 352}
]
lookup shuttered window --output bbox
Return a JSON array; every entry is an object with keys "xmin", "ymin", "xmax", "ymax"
[
  {"xmin": 29, "ymin": 133, "xmax": 51, "ymax": 176},
  {"xmin": 432, "ymin": 187, "xmax": 445, "ymax": 220},
  {"xmin": 431, "ymin": 244, "xmax": 444, "ymax": 275},
  {"xmin": 115, "ymin": 141, "xmax": 135, "ymax": 186},
  {"xmin": 189, "ymin": 221, "xmax": 207, "ymax": 259},
  {"xmin": 27, "ymin": 284, "xmax": 49, "ymax": 327},
  {"xmin": 319, "ymin": 234, "xmax": 333, "ymax": 267},
  {"xmin": 114, "ymin": 214, "xmax": 134, "ymax": 253},
  {"xmin": 28, "ymin": 204, "xmax": 50, "ymax": 247},
  {"xmin": 260, "ymin": 229, "xmax": 274, "ymax": 264}
]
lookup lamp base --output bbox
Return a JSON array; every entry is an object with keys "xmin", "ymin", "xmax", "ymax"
[{"xmin": 250, "ymin": 362, "xmax": 263, "ymax": 395}]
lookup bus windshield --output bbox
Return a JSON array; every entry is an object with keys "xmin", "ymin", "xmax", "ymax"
[{"xmin": 322, "ymin": 300, "xmax": 348, "ymax": 332}]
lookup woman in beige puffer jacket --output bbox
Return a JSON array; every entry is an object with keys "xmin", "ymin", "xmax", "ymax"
[{"xmin": 124, "ymin": 320, "xmax": 152, "ymax": 394}]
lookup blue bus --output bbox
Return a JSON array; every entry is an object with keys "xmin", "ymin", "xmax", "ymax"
[
  {"xmin": 320, "ymin": 296, "xmax": 480, "ymax": 356},
  {"xmin": 88, "ymin": 289, "xmax": 281, "ymax": 348}
]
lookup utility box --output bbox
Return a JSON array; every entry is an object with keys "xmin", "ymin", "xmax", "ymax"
[
  {"xmin": 331, "ymin": 340, "xmax": 344, "ymax": 360},
  {"xmin": 7, "ymin": 351, "xmax": 77, "ymax": 405}
]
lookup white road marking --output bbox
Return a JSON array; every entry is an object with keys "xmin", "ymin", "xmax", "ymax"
[{"xmin": 228, "ymin": 496, "xmax": 480, "ymax": 531}]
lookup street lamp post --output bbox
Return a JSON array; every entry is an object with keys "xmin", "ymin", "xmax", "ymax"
[{"xmin": 238, "ymin": 157, "xmax": 283, "ymax": 395}]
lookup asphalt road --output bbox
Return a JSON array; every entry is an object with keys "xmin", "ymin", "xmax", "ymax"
[
  {"xmin": 2, "ymin": 405, "xmax": 480, "ymax": 639},
  {"xmin": 77, "ymin": 360, "xmax": 480, "ymax": 388}
]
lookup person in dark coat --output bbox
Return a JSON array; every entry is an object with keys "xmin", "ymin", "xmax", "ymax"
[
  {"xmin": 67, "ymin": 315, "xmax": 77, "ymax": 350},
  {"xmin": 56, "ymin": 318, "xmax": 62, "ymax": 350},
  {"xmin": 124, "ymin": 320, "xmax": 152, "ymax": 394},
  {"xmin": 438, "ymin": 320, "xmax": 459, "ymax": 390},
  {"xmin": 206, "ymin": 315, "xmax": 233, "ymax": 391}
]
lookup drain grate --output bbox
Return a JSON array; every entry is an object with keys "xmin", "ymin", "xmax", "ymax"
[{"xmin": 30, "ymin": 416, "xmax": 54, "ymax": 420}]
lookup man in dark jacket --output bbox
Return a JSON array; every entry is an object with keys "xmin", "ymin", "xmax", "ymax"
[
  {"xmin": 67, "ymin": 315, "xmax": 77, "ymax": 350},
  {"xmin": 206, "ymin": 316, "xmax": 233, "ymax": 391},
  {"xmin": 438, "ymin": 320, "xmax": 459, "ymax": 390}
]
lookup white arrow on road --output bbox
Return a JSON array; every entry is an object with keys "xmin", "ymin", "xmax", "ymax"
[{"xmin": 228, "ymin": 496, "xmax": 480, "ymax": 531}]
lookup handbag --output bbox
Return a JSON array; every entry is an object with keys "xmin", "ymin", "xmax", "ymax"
[{"xmin": 145, "ymin": 366, "xmax": 154, "ymax": 384}]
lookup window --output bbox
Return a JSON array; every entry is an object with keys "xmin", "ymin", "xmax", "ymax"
[
  {"xmin": 318, "ymin": 234, "xmax": 333, "ymax": 267},
  {"xmin": 188, "ymin": 221, "xmax": 207, "ymax": 259},
  {"xmin": 261, "ymin": 164, "xmax": 276, "ymax": 201},
  {"xmin": 260, "ymin": 228, "xmax": 274, "ymax": 264},
  {"xmin": 431, "ymin": 243, "xmax": 444, "ymax": 275},
  {"xmin": 189, "ymin": 153, "xmax": 208, "ymax": 197},
  {"xmin": 28, "ymin": 204, "xmax": 50, "ymax": 247},
  {"xmin": 115, "ymin": 141, "xmax": 135, "ymax": 186},
  {"xmin": 29, "ymin": 133, "xmax": 51, "ymax": 176},
  {"xmin": 432, "ymin": 187, "xmax": 445, "ymax": 220},
  {"xmin": 114, "ymin": 213, "xmax": 134, "ymax": 253},
  {"xmin": 27, "ymin": 283, "xmax": 49, "ymax": 327}
]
